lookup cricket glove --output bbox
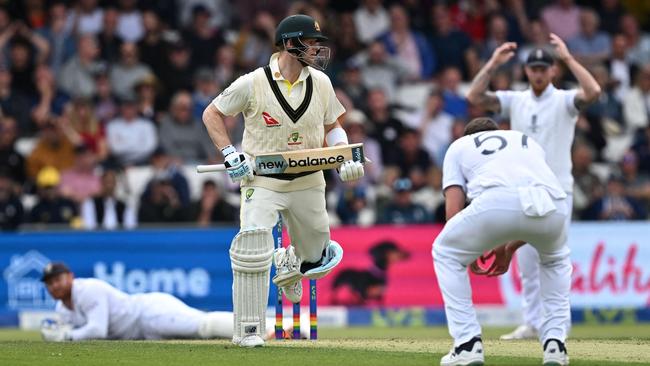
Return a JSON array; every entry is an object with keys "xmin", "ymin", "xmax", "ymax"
[
  {"xmin": 339, "ymin": 160, "xmax": 364, "ymax": 182},
  {"xmin": 41, "ymin": 319, "xmax": 73, "ymax": 342},
  {"xmin": 222, "ymin": 145, "xmax": 254, "ymax": 183}
]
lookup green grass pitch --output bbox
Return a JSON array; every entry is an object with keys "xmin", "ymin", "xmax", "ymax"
[{"xmin": 1, "ymin": 324, "xmax": 649, "ymax": 365}]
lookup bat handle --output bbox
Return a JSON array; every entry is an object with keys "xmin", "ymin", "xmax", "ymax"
[{"xmin": 196, "ymin": 164, "xmax": 227, "ymax": 173}]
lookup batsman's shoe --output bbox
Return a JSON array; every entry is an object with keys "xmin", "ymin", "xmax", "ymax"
[
  {"xmin": 440, "ymin": 337, "xmax": 484, "ymax": 366},
  {"xmin": 303, "ymin": 241, "xmax": 344, "ymax": 280},
  {"xmin": 273, "ymin": 246, "xmax": 303, "ymax": 288},
  {"xmin": 543, "ymin": 339, "xmax": 569, "ymax": 366},
  {"xmin": 239, "ymin": 334, "xmax": 265, "ymax": 348},
  {"xmin": 500, "ymin": 324, "xmax": 538, "ymax": 340}
]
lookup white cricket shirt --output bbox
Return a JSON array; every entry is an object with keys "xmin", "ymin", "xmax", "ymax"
[
  {"xmin": 442, "ymin": 130, "xmax": 566, "ymax": 201},
  {"xmin": 495, "ymin": 84, "xmax": 579, "ymax": 193}
]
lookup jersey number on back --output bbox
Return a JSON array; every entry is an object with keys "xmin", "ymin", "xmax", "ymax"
[{"xmin": 474, "ymin": 133, "xmax": 529, "ymax": 155}]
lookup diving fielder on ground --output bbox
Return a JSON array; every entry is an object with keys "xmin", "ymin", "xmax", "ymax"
[
  {"xmin": 467, "ymin": 33, "xmax": 600, "ymax": 340},
  {"xmin": 202, "ymin": 14, "xmax": 363, "ymax": 347}
]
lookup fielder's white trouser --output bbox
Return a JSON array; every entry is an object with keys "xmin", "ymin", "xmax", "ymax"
[
  {"xmin": 517, "ymin": 194, "xmax": 573, "ymax": 331},
  {"xmin": 240, "ymin": 184, "xmax": 330, "ymax": 262},
  {"xmin": 432, "ymin": 188, "xmax": 572, "ymax": 347},
  {"xmin": 136, "ymin": 293, "xmax": 228, "ymax": 340}
]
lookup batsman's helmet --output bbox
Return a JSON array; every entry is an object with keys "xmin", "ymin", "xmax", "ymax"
[{"xmin": 275, "ymin": 14, "xmax": 330, "ymax": 70}]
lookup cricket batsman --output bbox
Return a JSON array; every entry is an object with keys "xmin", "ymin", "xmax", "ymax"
[{"xmin": 202, "ymin": 14, "xmax": 364, "ymax": 347}]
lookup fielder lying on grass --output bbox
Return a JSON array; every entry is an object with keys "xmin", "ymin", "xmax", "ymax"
[{"xmin": 40, "ymin": 262, "xmax": 307, "ymax": 341}]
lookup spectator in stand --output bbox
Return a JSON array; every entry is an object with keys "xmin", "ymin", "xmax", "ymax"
[
  {"xmin": 0, "ymin": 173, "xmax": 23, "ymax": 231},
  {"xmin": 110, "ymin": 42, "xmax": 153, "ymax": 100},
  {"xmin": 336, "ymin": 183, "xmax": 373, "ymax": 226},
  {"xmin": 607, "ymin": 33, "xmax": 635, "ymax": 102},
  {"xmin": 358, "ymin": 41, "xmax": 409, "ymax": 101},
  {"xmin": 159, "ymin": 91, "xmax": 215, "ymax": 164},
  {"xmin": 354, "ymin": 0, "xmax": 390, "ymax": 45},
  {"xmin": 439, "ymin": 66, "xmax": 468, "ymax": 120},
  {"xmin": 541, "ymin": 0, "xmax": 581, "ymax": 41},
  {"xmin": 179, "ymin": 0, "xmax": 229, "ymax": 30},
  {"xmin": 338, "ymin": 61, "xmax": 368, "ymax": 112},
  {"xmin": 0, "ymin": 117, "xmax": 26, "ymax": 187},
  {"xmin": 134, "ymin": 73, "xmax": 162, "ymax": 122},
  {"xmin": 517, "ymin": 20, "xmax": 550, "ymax": 66},
  {"xmin": 138, "ymin": 171, "xmax": 189, "ymax": 223},
  {"xmin": 620, "ymin": 14, "xmax": 650, "ymax": 67},
  {"xmin": 428, "ymin": 4, "xmax": 472, "ymax": 78},
  {"xmin": 81, "ymin": 168, "xmax": 136, "ymax": 230},
  {"xmin": 598, "ymin": 0, "xmax": 625, "ymax": 35},
  {"xmin": 38, "ymin": 2, "xmax": 76, "ymax": 74},
  {"xmin": 567, "ymin": 9, "xmax": 611, "ymax": 66},
  {"xmin": 0, "ymin": 67, "xmax": 31, "ymax": 135},
  {"xmin": 26, "ymin": 119, "xmax": 76, "ymax": 181},
  {"xmin": 142, "ymin": 147, "xmax": 190, "ymax": 206},
  {"xmin": 212, "ymin": 44, "xmax": 237, "ymax": 87},
  {"xmin": 481, "ymin": 14, "xmax": 511, "ymax": 63},
  {"xmin": 92, "ymin": 70, "xmax": 119, "ymax": 123},
  {"xmin": 70, "ymin": 0, "xmax": 104, "ymax": 36},
  {"xmin": 581, "ymin": 64, "xmax": 620, "ymax": 161},
  {"xmin": 622, "ymin": 64, "xmax": 650, "ymax": 135},
  {"xmin": 449, "ymin": 0, "xmax": 487, "ymax": 43},
  {"xmin": 365, "ymin": 88, "xmax": 404, "ymax": 165},
  {"xmin": 377, "ymin": 177, "xmax": 430, "ymax": 225},
  {"xmin": 232, "ymin": 11, "xmax": 275, "ymax": 70},
  {"xmin": 331, "ymin": 12, "xmax": 363, "ymax": 68},
  {"xmin": 191, "ymin": 68, "xmax": 219, "ymax": 121},
  {"xmin": 29, "ymin": 166, "xmax": 78, "ymax": 225},
  {"xmin": 191, "ymin": 180, "xmax": 237, "ymax": 226},
  {"xmin": 632, "ymin": 126, "xmax": 650, "ymax": 175},
  {"xmin": 389, "ymin": 128, "xmax": 433, "ymax": 180},
  {"xmin": 106, "ymin": 96, "xmax": 157, "ymax": 166},
  {"xmin": 58, "ymin": 34, "xmax": 101, "ymax": 98},
  {"xmin": 406, "ymin": 89, "xmax": 453, "ymax": 167},
  {"xmin": 620, "ymin": 150, "xmax": 650, "ymax": 211},
  {"xmin": 60, "ymin": 98, "xmax": 108, "ymax": 161},
  {"xmin": 59, "ymin": 145, "xmax": 101, "ymax": 204},
  {"xmin": 184, "ymin": 5, "xmax": 224, "ymax": 69},
  {"xmin": 583, "ymin": 173, "xmax": 646, "ymax": 220},
  {"xmin": 379, "ymin": 4, "xmax": 435, "ymax": 80},
  {"xmin": 97, "ymin": 6, "xmax": 122, "ymax": 64},
  {"xmin": 30, "ymin": 64, "xmax": 70, "ymax": 131},
  {"xmin": 345, "ymin": 110, "xmax": 383, "ymax": 185},
  {"xmin": 6, "ymin": 26, "xmax": 50, "ymax": 98},
  {"xmin": 137, "ymin": 10, "xmax": 167, "ymax": 78},
  {"xmin": 159, "ymin": 41, "xmax": 193, "ymax": 106},
  {"xmin": 572, "ymin": 141, "xmax": 604, "ymax": 218},
  {"xmin": 116, "ymin": 0, "xmax": 143, "ymax": 43}
]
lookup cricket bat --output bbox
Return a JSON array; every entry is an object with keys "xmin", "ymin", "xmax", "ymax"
[{"xmin": 196, "ymin": 143, "xmax": 368, "ymax": 175}]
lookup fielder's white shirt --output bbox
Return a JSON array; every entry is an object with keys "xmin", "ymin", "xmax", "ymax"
[
  {"xmin": 442, "ymin": 130, "xmax": 566, "ymax": 201},
  {"xmin": 495, "ymin": 84, "xmax": 579, "ymax": 193},
  {"xmin": 56, "ymin": 278, "xmax": 142, "ymax": 340}
]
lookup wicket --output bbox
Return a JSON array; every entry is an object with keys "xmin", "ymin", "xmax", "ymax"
[{"xmin": 274, "ymin": 217, "xmax": 317, "ymax": 340}]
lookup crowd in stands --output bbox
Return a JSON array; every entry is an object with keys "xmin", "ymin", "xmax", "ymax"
[{"xmin": 1, "ymin": 0, "xmax": 649, "ymax": 231}]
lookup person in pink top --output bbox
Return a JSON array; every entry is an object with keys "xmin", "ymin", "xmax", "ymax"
[
  {"xmin": 60, "ymin": 145, "xmax": 101, "ymax": 204},
  {"xmin": 541, "ymin": 0, "xmax": 581, "ymax": 41}
]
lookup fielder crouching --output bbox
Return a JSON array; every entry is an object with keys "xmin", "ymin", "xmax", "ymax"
[{"xmin": 40, "ymin": 262, "xmax": 307, "ymax": 342}]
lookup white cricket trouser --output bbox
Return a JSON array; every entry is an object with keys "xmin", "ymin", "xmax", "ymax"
[
  {"xmin": 432, "ymin": 187, "xmax": 572, "ymax": 346},
  {"xmin": 240, "ymin": 184, "xmax": 330, "ymax": 262},
  {"xmin": 136, "ymin": 293, "xmax": 220, "ymax": 340},
  {"xmin": 517, "ymin": 194, "xmax": 573, "ymax": 331}
]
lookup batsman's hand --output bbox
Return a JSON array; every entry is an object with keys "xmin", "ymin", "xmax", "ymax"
[
  {"xmin": 41, "ymin": 319, "xmax": 72, "ymax": 342},
  {"xmin": 222, "ymin": 146, "xmax": 254, "ymax": 183},
  {"xmin": 339, "ymin": 160, "xmax": 364, "ymax": 182}
]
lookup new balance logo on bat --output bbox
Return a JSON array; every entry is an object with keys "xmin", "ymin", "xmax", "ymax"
[{"xmin": 256, "ymin": 155, "xmax": 346, "ymax": 173}]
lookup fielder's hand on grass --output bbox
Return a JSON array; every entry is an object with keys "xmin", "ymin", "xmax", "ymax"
[
  {"xmin": 41, "ymin": 319, "xmax": 72, "ymax": 342},
  {"xmin": 339, "ymin": 160, "xmax": 364, "ymax": 182}
]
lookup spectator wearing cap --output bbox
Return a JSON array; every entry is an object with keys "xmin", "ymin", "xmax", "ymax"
[
  {"xmin": 159, "ymin": 91, "xmax": 215, "ymax": 164},
  {"xmin": 582, "ymin": 173, "xmax": 646, "ymax": 221},
  {"xmin": 192, "ymin": 68, "xmax": 219, "ymax": 121},
  {"xmin": 110, "ymin": 42, "xmax": 153, "ymax": 100},
  {"xmin": 134, "ymin": 73, "xmax": 162, "ymax": 122},
  {"xmin": 404, "ymin": 89, "xmax": 453, "ymax": 167},
  {"xmin": 354, "ymin": 0, "xmax": 390, "ymax": 45},
  {"xmin": 345, "ymin": 110, "xmax": 382, "ymax": 185},
  {"xmin": 0, "ymin": 117, "xmax": 26, "ymax": 187},
  {"xmin": 377, "ymin": 177, "xmax": 430, "ymax": 224},
  {"xmin": 183, "ymin": 4, "xmax": 225, "ymax": 69},
  {"xmin": 106, "ymin": 96, "xmax": 157, "ymax": 166},
  {"xmin": 567, "ymin": 9, "xmax": 611, "ymax": 66},
  {"xmin": 58, "ymin": 35, "xmax": 101, "ymax": 98},
  {"xmin": 29, "ymin": 166, "xmax": 78, "ymax": 225},
  {"xmin": 116, "ymin": 0, "xmax": 144, "ymax": 43},
  {"xmin": 59, "ymin": 145, "xmax": 101, "ymax": 204},
  {"xmin": 26, "ymin": 119, "xmax": 76, "ymax": 181},
  {"xmin": 428, "ymin": 4, "xmax": 472, "ymax": 77},
  {"xmin": 191, "ymin": 180, "xmax": 237, "ymax": 226},
  {"xmin": 97, "ymin": 7, "xmax": 123, "ymax": 64},
  {"xmin": 0, "ymin": 173, "xmax": 23, "ymax": 231},
  {"xmin": 379, "ymin": 4, "xmax": 436, "ymax": 80},
  {"xmin": 81, "ymin": 168, "xmax": 136, "ymax": 230}
]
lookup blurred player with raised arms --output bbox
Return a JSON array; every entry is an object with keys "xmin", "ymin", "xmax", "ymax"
[
  {"xmin": 467, "ymin": 33, "xmax": 600, "ymax": 340},
  {"xmin": 202, "ymin": 14, "xmax": 364, "ymax": 347}
]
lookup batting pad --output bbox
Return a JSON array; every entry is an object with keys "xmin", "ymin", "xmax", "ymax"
[{"xmin": 230, "ymin": 228, "xmax": 274, "ymax": 342}]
